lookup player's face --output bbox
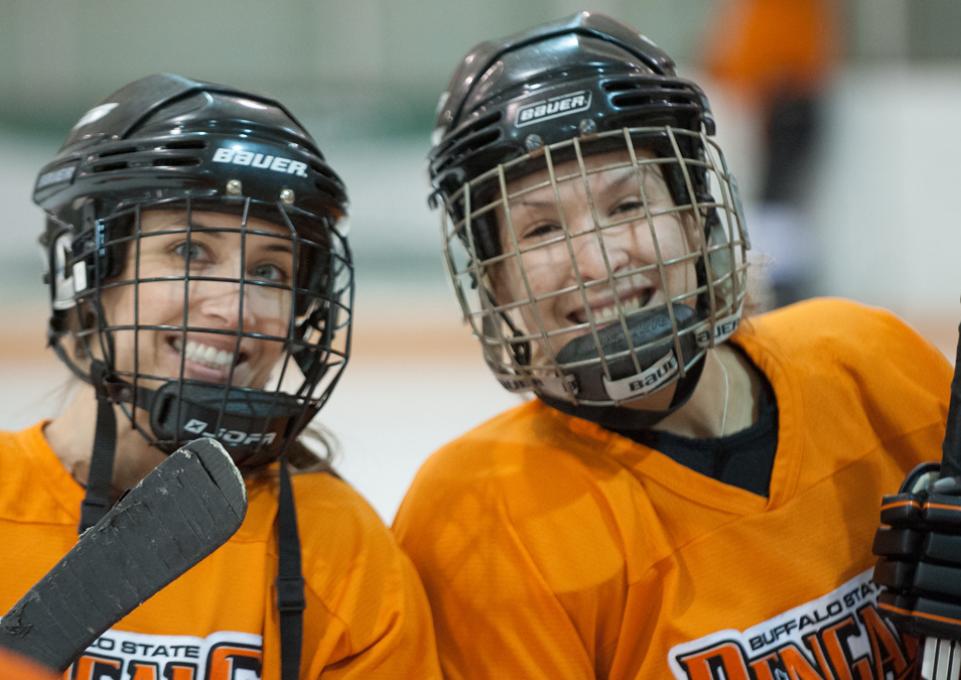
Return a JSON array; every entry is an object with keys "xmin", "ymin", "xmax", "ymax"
[
  {"xmin": 100, "ymin": 209, "xmax": 295, "ymax": 390},
  {"xmin": 491, "ymin": 149, "xmax": 699, "ymax": 366}
]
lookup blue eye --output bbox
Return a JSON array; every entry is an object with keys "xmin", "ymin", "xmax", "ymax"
[
  {"xmin": 251, "ymin": 262, "xmax": 288, "ymax": 283},
  {"xmin": 172, "ymin": 241, "xmax": 207, "ymax": 263}
]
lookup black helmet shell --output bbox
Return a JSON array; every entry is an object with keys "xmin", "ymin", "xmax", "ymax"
[
  {"xmin": 34, "ymin": 73, "xmax": 347, "ymax": 227},
  {"xmin": 429, "ymin": 11, "xmax": 714, "ymax": 199}
]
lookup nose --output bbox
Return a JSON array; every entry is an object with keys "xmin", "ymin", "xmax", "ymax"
[
  {"xmin": 197, "ymin": 282, "xmax": 257, "ymax": 329},
  {"xmin": 193, "ymin": 277, "xmax": 259, "ymax": 330},
  {"xmin": 569, "ymin": 225, "xmax": 629, "ymax": 283}
]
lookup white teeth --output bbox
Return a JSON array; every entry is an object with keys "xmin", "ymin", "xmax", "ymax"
[
  {"xmin": 580, "ymin": 291, "xmax": 650, "ymax": 325},
  {"xmin": 182, "ymin": 340, "xmax": 236, "ymax": 370}
]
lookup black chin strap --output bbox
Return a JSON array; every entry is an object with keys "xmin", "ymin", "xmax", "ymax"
[
  {"xmin": 276, "ymin": 457, "xmax": 305, "ymax": 680},
  {"xmin": 79, "ymin": 361, "xmax": 118, "ymax": 534}
]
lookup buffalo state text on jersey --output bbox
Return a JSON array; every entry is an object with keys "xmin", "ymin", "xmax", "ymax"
[
  {"xmin": 68, "ymin": 629, "xmax": 262, "ymax": 680},
  {"xmin": 668, "ymin": 570, "xmax": 917, "ymax": 680}
]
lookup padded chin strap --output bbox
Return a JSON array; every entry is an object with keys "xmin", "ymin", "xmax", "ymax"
[
  {"xmin": 79, "ymin": 361, "xmax": 119, "ymax": 534},
  {"xmin": 539, "ymin": 354, "xmax": 705, "ymax": 430},
  {"xmin": 98, "ymin": 378, "xmax": 303, "ymax": 469}
]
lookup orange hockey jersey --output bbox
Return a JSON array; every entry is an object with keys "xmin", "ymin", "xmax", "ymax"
[
  {"xmin": 0, "ymin": 423, "xmax": 441, "ymax": 680},
  {"xmin": 394, "ymin": 298, "xmax": 951, "ymax": 679}
]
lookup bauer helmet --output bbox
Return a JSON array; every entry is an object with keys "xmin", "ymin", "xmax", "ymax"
[
  {"xmin": 428, "ymin": 11, "xmax": 749, "ymax": 421},
  {"xmin": 34, "ymin": 73, "xmax": 353, "ymax": 469}
]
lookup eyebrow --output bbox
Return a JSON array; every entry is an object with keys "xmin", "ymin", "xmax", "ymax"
[
  {"xmin": 513, "ymin": 167, "xmax": 650, "ymax": 209},
  {"xmin": 514, "ymin": 197, "xmax": 557, "ymax": 209},
  {"xmin": 146, "ymin": 220, "xmax": 294, "ymax": 252},
  {"xmin": 261, "ymin": 243, "xmax": 294, "ymax": 255},
  {"xmin": 596, "ymin": 167, "xmax": 650, "ymax": 194}
]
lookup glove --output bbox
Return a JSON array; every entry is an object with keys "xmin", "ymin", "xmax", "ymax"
[{"xmin": 873, "ymin": 462, "xmax": 961, "ymax": 641}]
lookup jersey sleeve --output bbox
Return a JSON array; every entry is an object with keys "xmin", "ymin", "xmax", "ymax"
[
  {"xmin": 274, "ymin": 474, "xmax": 442, "ymax": 679},
  {"xmin": 393, "ymin": 434, "xmax": 629, "ymax": 679},
  {"xmin": 752, "ymin": 298, "xmax": 952, "ymax": 450}
]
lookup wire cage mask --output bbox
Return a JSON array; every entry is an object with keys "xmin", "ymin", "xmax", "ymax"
[
  {"xmin": 47, "ymin": 195, "xmax": 353, "ymax": 466},
  {"xmin": 440, "ymin": 126, "xmax": 749, "ymax": 407}
]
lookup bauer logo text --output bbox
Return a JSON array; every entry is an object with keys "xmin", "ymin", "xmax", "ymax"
[
  {"xmin": 516, "ymin": 91, "xmax": 592, "ymax": 128},
  {"xmin": 212, "ymin": 147, "xmax": 308, "ymax": 177}
]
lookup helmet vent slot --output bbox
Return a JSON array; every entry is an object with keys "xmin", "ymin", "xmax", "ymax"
[
  {"xmin": 309, "ymin": 162, "xmax": 339, "ymax": 181},
  {"xmin": 158, "ymin": 140, "xmax": 207, "ymax": 151},
  {"xmin": 447, "ymin": 127, "xmax": 501, "ymax": 162},
  {"xmin": 610, "ymin": 92, "xmax": 695, "ymax": 109},
  {"xmin": 95, "ymin": 146, "xmax": 138, "ymax": 159},
  {"xmin": 91, "ymin": 161, "xmax": 130, "ymax": 173},
  {"xmin": 459, "ymin": 111, "xmax": 501, "ymax": 137},
  {"xmin": 152, "ymin": 157, "xmax": 202, "ymax": 167}
]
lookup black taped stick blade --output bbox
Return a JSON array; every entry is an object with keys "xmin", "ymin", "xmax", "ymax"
[{"xmin": 0, "ymin": 437, "xmax": 247, "ymax": 671}]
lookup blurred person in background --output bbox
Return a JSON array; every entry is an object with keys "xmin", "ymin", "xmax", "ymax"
[
  {"xmin": 0, "ymin": 73, "xmax": 439, "ymax": 679},
  {"xmin": 394, "ymin": 12, "xmax": 948, "ymax": 678},
  {"xmin": 703, "ymin": 0, "xmax": 838, "ymax": 308}
]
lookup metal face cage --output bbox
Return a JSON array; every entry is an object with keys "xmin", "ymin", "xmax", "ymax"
[
  {"xmin": 48, "ymin": 195, "xmax": 353, "ymax": 465},
  {"xmin": 440, "ymin": 126, "xmax": 749, "ymax": 407}
]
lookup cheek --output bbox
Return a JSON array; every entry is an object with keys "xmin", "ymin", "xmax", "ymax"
[
  {"xmin": 518, "ymin": 247, "xmax": 571, "ymax": 297},
  {"xmin": 246, "ymin": 288, "xmax": 294, "ymax": 338},
  {"xmin": 627, "ymin": 214, "xmax": 688, "ymax": 256}
]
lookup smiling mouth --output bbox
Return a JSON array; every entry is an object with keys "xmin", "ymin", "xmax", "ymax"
[
  {"xmin": 169, "ymin": 338, "xmax": 248, "ymax": 373},
  {"xmin": 567, "ymin": 287, "xmax": 655, "ymax": 326}
]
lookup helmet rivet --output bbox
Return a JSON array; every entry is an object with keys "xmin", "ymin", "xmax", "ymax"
[
  {"xmin": 578, "ymin": 118, "xmax": 598, "ymax": 136},
  {"xmin": 226, "ymin": 179, "xmax": 243, "ymax": 196},
  {"xmin": 524, "ymin": 134, "xmax": 544, "ymax": 152},
  {"xmin": 280, "ymin": 188, "xmax": 295, "ymax": 205}
]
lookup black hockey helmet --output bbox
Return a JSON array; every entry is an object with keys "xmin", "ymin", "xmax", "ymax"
[
  {"xmin": 428, "ymin": 13, "xmax": 749, "ymax": 420},
  {"xmin": 34, "ymin": 73, "xmax": 353, "ymax": 468},
  {"xmin": 429, "ymin": 12, "xmax": 714, "ymax": 216}
]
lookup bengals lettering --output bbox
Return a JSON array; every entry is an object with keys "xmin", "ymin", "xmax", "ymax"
[
  {"xmin": 70, "ymin": 642, "xmax": 261, "ymax": 680},
  {"xmin": 674, "ymin": 603, "xmax": 917, "ymax": 680}
]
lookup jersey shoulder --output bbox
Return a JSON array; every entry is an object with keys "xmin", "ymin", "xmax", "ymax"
[
  {"xmin": 399, "ymin": 398, "xmax": 621, "ymax": 504},
  {"xmin": 742, "ymin": 297, "xmax": 950, "ymax": 444},
  {"xmin": 265, "ymin": 469, "xmax": 435, "ymax": 663},
  {"xmin": 0, "ymin": 422, "xmax": 80, "ymax": 525},
  {"xmin": 288, "ymin": 470, "xmax": 404, "ymax": 581},
  {"xmin": 395, "ymin": 399, "xmax": 633, "ymax": 591},
  {"xmin": 747, "ymin": 297, "xmax": 941, "ymax": 364}
]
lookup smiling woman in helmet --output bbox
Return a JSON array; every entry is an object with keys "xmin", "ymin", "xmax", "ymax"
[
  {"xmin": 0, "ymin": 74, "xmax": 439, "ymax": 679},
  {"xmin": 394, "ymin": 12, "xmax": 951, "ymax": 678}
]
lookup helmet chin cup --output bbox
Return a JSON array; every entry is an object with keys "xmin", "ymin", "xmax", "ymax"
[
  {"xmin": 551, "ymin": 303, "xmax": 698, "ymax": 404},
  {"xmin": 149, "ymin": 381, "xmax": 309, "ymax": 468}
]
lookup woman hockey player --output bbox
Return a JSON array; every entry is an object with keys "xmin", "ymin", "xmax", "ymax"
[
  {"xmin": 0, "ymin": 73, "xmax": 439, "ymax": 679},
  {"xmin": 394, "ymin": 12, "xmax": 951, "ymax": 679}
]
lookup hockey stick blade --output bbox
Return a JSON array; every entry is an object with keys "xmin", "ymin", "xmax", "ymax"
[{"xmin": 0, "ymin": 437, "xmax": 247, "ymax": 672}]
